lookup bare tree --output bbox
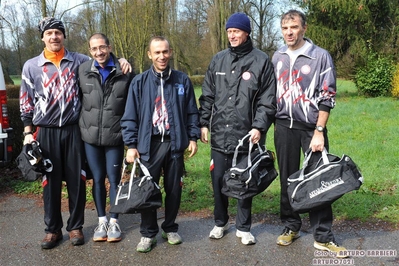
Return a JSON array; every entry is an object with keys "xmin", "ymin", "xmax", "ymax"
[
  {"xmin": 241, "ymin": 0, "xmax": 280, "ymax": 56},
  {"xmin": 205, "ymin": 0, "xmax": 241, "ymax": 54},
  {"xmin": 1, "ymin": 0, "xmax": 286, "ymax": 77}
]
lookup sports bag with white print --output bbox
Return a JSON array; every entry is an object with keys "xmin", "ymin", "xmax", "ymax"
[{"xmin": 287, "ymin": 148, "xmax": 363, "ymax": 213}]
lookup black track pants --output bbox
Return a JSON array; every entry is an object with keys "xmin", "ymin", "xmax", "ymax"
[
  {"xmin": 37, "ymin": 124, "xmax": 86, "ymax": 233},
  {"xmin": 139, "ymin": 137, "xmax": 184, "ymax": 238},
  {"xmin": 274, "ymin": 123, "xmax": 334, "ymax": 243}
]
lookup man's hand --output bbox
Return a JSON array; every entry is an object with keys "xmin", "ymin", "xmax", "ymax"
[
  {"xmin": 200, "ymin": 127, "xmax": 209, "ymax": 144},
  {"xmin": 186, "ymin": 140, "xmax": 198, "ymax": 158},
  {"xmin": 118, "ymin": 58, "xmax": 132, "ymax": 74},
  {"xmin": 126, "ymin": 148, "xmax": 140, "ymax": 163},
  {"xmin": 249, "ymin": 128, "xmax": 261, "ymax": 144},
  {"xmin": 310, "ymin": 131, "xmax": 325, "ymax": 152},
  {"xmin": 23, "ymin": 134, "xmax": 34, "ymax": 145}
]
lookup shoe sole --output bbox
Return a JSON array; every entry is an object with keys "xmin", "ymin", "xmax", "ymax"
[
  {"xmin": 209, "ymin": 234, "xmax": 223, "ymax": 239},
  {"xmin": 276, "ymin": 233, "xmax": 300, "ymax": 246},
  {"xmin": 137, "ymin": 247, "xmax": 152, "ymax": 253},
  {"xmin": 107, "ymin": 237, "xmax": 121, "ymax": 243},
  {"xmin": 41, "ymin": 242, "xmax": 61, "ymax": 249},
  {"xmin": 167, "ymin": 240, "xmax": 182, "ymax": 245},
  {"xmin": 93, "ymin": 237, "xmax": 107, "ymax": 242},
  {"xmin": 71, "ymin": 239, "xmax": 84, "ymax": 246}
]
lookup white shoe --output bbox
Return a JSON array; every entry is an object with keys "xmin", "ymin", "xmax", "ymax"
[
  {"xmin": 107, "ymin": 222, "xmax": 122, "ymax": 242},
  {"xmin": 136, "ymin": 237, "xmax": 156, "ymax": 253},
  {"xmin": 209, "ymin": 223, "xmax": 229, "ymax": 239},
  {"xmin": 162, "ymin": 231, "xmax": 182, "ymax": 245},
  {"xmin": 93, "ymin": 221, "xmax": 108, "ymax": 242},
  {"xmin": 236, "ymin": 229, "xmax": 256, "ymax": 245}
]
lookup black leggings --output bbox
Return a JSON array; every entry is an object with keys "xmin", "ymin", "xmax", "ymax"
[{"xmin": 84, "ymin": 142, "xmax": 124, "ymax": 219}]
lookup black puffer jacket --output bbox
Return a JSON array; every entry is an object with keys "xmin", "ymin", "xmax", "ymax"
[
  {"xmin": 78, "ymin": 53, "xmax": 134, "ymax": 146},
  {"xmin": 199, "ymin": 38, "xmax": 276, "ymax": 153}
]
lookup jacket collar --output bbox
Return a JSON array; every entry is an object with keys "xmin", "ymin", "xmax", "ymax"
[
  {"xmin": 151, "ymin": 65, "xmax": 171, "ymax": 80},
  {"xmin": 278, "ymin": 37, "xmax": 316, "ymax": 59},
  {"xmin": 38, "ymin": 48, "xmax": 74, "ymax": 67},
  {"xmin": 89, "ymin": 53, "xmax": 120, "ymax": 73},
  {"xmin": 228, "ymin": 37, "xmax": 253, "ymax": 58}
]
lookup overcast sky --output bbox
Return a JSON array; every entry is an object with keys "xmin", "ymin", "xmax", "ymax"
[{"xmin": 1, "ymin": 0, "xmax": 83, "ymax": 16}]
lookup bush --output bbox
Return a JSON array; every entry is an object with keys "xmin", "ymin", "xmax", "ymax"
[
  {"xmin": 6, "ymin": 85, "xmax": 20, "ymax": 99},
  {"xmin": 189, "ymin": 75, "xmax": 205, "ymax": 86},
  {"xmin": 8, "ymin": 98, "xmax": 24, "ymax": 156},
  {"xmin": 354, "ymin": 53, "xmax": 395, "ymax": 97},
  {"xmin": 391, "ymin": 64, "xmax": 399, "ymax": 99}
]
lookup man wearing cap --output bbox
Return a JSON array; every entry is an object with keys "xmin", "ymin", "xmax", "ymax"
[
  {"xmin": 199, "ymin": 12, "xmax": 276, "ymax": 245},
  {"xmin": 20, "ymin": 17, "xmax": 131, "ymax": 249}
]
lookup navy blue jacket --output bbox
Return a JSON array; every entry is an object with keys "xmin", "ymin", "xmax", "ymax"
[{"xmin": 121, "ymin": 67, "xmax": 200, "ymax": 161}]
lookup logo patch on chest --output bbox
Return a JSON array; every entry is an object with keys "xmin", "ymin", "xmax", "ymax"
[{"xmin": 242, "ymin": 71, "xmax": 251, "ymax": 80}]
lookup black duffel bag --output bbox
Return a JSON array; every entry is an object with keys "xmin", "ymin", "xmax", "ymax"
[
  {"xmin": 16, "ymin": 141, "xmax": 53, "ymax": 181},
  {"xmin": 287, "ymin": 148, "xmax": 363, "ymax": 213},
  {"xmin": 110, "ymin": 158, "xmax": 162, "ymax": 214},
  {"xmin": 221, "ymin": 134, "xmax": 278, "ymax": 200}
]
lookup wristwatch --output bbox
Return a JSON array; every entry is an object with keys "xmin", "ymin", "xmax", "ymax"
[
  {"xmin": 315, "ymin": 125, "xmax": 324, "ymax": 132},
  {"xmin": 23, "ymin": 131, "xmax": 33, "ymax": 137}
]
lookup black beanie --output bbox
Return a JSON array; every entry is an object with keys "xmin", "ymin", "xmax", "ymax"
[
  {"xmin": 225, "ymin": 12, "xmax": 251, "ymax": 34},
  {"xmin": 38, "ymin": 17, "xmax": 66, "ymax": 38}
]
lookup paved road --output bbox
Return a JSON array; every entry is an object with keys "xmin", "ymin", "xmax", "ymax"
[{"xmin": 0, "ymin": 194, "xmax": 398, "ymax": 266}]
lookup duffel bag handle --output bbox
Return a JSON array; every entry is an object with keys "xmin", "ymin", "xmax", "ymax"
[
  {"xmin": 290, "ymin": 148, "xmax": 330, "ymax": 182},
  {"xmin": 121, "ymin": 158, "xmax": 155, "ymax": 199},
  {"xmin": 122, "ymin": 158, "xmax": 152, "ymax": 179},
  {"xmin": 134, "ymin": 158, "xmax": 151, "ymax": 178},
  {"xmin": 302, "ymin": 148, "xmax": 329, "ymax": 169},
  {"xmin": 232, "ymin": 134, "xmax": 265, "ymax": 167}
]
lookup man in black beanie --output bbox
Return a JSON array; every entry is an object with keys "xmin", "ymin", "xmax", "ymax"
[
  {"xmin": 20, "ymin": 17, "xmax": 131, "ymax": 250},
  {"xmin": 38, "ymin": 17, "xmax": 66, "ymax": 38},
  {"xmin": 199, "ymin": 12, "xmax": 276, "ymax": 245}
]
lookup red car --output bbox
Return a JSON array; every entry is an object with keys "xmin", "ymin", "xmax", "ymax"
[{"xmin": 0, "ymin": 62, "xmax": 14, "ymax": 166}]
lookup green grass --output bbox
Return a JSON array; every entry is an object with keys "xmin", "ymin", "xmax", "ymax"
[
  {"xmin": 3, "ymin": 79, "xmax": 399, "ymax": 226},
  {"xmin": 10, "ymin": 75, "xmax": 21, "ymax": 85}
]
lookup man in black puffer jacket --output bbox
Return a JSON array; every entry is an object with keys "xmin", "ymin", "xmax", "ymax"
[
  {"xmin": 199, "ymin": 12, "xmax": 276, "ymax": 245},
  {"xmin": 78, "ymin": 33, "xmax": 134, "ymax": 243}
]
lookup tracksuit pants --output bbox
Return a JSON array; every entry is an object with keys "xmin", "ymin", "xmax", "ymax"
[
  {"xmin": 210, "ymin": 149, "xmax": 253, "ymax": 232},
  {"xmin": 139, "ymin": 136, "xmax": 184, "ymax": 238},
  {"xmin": 37, "ymin": 124, "xmax": 86, "ymax": 234},
  {"xmin": 274, "ymin": 123, "xmax": 335, "ymax": 243}
]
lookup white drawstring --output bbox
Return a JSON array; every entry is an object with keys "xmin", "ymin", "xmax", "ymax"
[{"xmin": 160, "ymin": 72, "xmax": 165, "ymax": 142}]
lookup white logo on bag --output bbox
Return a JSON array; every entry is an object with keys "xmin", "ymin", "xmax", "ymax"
[
  {"xmin": 118, "ymin": 192, "xmax": 129, "ymax": 200},
  {"xmin": 309, "ymin": 177, "xmax": 344, "ymax": 198}
]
